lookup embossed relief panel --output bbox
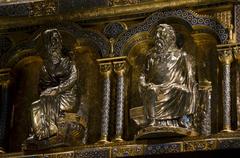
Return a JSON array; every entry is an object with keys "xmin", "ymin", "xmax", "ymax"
[
  {"xmin": 0, "ymin": 0, "xmax": 144, "ymax": 17},
  {"xmin": 1, "ymin": 6, "xmax": 229, "ymax": 153},
  {"xmin": 6, "ymin": 24, "xmax": 110, "ymax": 151}
]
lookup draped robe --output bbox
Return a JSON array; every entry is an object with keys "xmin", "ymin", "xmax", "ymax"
[
  {"xmin": 31, "ymin": 57, "xmax": 77, "ymax": 140},
  {"xmin": 140, "ymin": 48, "xmax": 196, "ymax": 124}
]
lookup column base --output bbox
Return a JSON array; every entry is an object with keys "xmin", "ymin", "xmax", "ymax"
[
  {"xmin": 112, "ymin": 136, "xmax": 124, "ymax": 143},
  {"xmin": 220, "ymin": 129, "xmax": 234, "ymax": 133},
  {"xmin": 95, "ymin": 136, "xmax": 110, "ymax": 144}
]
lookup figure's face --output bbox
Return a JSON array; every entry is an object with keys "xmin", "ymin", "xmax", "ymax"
[
  {"xmin": 47, "ymin": 31, "xmax": 62, "ymax": 64},
  {"xmin": 154, "ymin": 25, "xmax": 175, "ymax": 53}
]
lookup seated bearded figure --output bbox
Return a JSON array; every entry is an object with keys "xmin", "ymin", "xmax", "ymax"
[
  {"xmin": 23, "ymin": 29, "xmax": 87, "ymax": 150},
  {"xmin": 138, "ymin": 24, "xmax": 197, "ymax": 136}
]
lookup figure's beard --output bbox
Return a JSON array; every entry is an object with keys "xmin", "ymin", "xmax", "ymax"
[
  {"xmin": 155, "ymin": 39, "xmax": 170, "ymax": 53},
  {"xmin": 51, "ymin": 57, "xmax": 60, "ymax": 65},
  {"xmin": 48, "ymin": 49, "xmax": 61, "ymax": 65}
]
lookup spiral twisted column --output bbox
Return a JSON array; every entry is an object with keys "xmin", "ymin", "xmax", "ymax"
[
  {"xmin": 97, "ymin": 62, "xmax": 112, "ymax": 144},
  {"xmin": 113, "ymin": 60, "xmax": 126, "ymax": 142},
  {"xmin": 218, "ymin": 46, "xmax": 234, "ymax": 132}
]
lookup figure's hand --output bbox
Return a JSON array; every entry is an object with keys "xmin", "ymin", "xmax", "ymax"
[
  {"xmin": 147, "ymin": 83, "xmax": 161, "ymax": 93},
  {"xmin": 40, "ymin": 87, "xmax": 58, "ymax": 97}
]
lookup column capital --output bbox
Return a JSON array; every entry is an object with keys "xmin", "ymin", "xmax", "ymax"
[
  {"xmin": 217, "ymin": 43, "xmax": 240, "ymax": 65},
  {"xmin": 97, "ymin": 56, "xmax": 128, "ymax": 77},
  {"xmin": 218, "ymin": 48, "xmax": 233, "ymax": 65},
  {"xmin": 99, "ymin": 62, "xmax": 112, "ymax": 73},
  {"xmin": 233, "ymin": 45, "xmax": 240, "ymax": 63},
  {"xmin": 218, "ymin": 49, "xmax": 233, "ymax": 65},
  {"xmin": 113, "ymin": 61, "xmax": 126, "ymax": 76}
]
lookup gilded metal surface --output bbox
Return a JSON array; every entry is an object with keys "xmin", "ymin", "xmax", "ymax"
[
  {"xmin": 136, "ymin": 24, "xmax": 197, "ymax": 131},
  {"xmin": 183, "ymin": 139, "xmax": 217, "ymax": 152},
  {"xmin": 112, "ymin": 145, "xmax": 143, "ymax": 157},
  {"xmin": 115, "ymin": 9, "xmax": 228, "ymax": 56},
  {"xmin": 108, "ymin": 0, "xmax": 140, "ymax": 6},
  {"xmin": 44, "ymin": 151, "xmax": 74, "ymax": 158},
  {"xmin": 29, "ymin": 0, "xmax": 56, "ymax": 16},
  {"xmin": 0, "ymin": 0, "xmax": 232, "ymax": 29},
  {"xmin": 136, "ymin": 126, "xmax": 195, "ymax": 139},
  {"xmin": 97, "ymin": 56, "xmax": 127, "ymax": 63},
  {"xmin": 0, "ymin": 23, "xmax": 110, "ymax": 68},
  {"xmin": 0, "ymin": 68, "xmax": 11, "ymax": 82},
  {"xmin": 191, "ymin": 33, "xmax": 218, "ymax": 83},
  {"xmin": 233, "ymin": 45, "xmax": 240, "ymax": 62},
  {"xmin": 4, "ymin": 135, "xmax": 240, "ymax": 157},
  {"xmin": 218, "ymin": 49, "xmax": 233, "ymax": 65},
  {"xmin": 0, "ymin": 0, "xmax": 42, "ymax": 3},
  {"xmin": 0, "ymin": 0, "xmax": 238, "ymax": 155},
  {"xmin": 112, "ymin": 0, "xmax": 141, "ymax": 7},
  {"xmin": 213, "ymin": 10, "xmax": 232, "ymax": 29}
]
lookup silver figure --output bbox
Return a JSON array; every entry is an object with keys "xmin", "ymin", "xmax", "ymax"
[
  {"xmin": 29, "ymin": 29, "xmax": 79, "ymax": 140},
  {"xmin": 139, "ymin": 24, "xmax": 197, "ymax": 129}
]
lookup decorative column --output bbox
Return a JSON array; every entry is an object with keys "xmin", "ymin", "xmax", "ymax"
[
  {"xmin": 218, "ymin": 46, "xmax": 234, "ymax": 132},
  {"xmin": 96, "ymin": 56, "xmax": 127, "ymax": 143},
  {"xmin": 113, "ymin": 60, "xmax": 126, "ymax": 142},
  {"xmin": 0, "ymin": 69, "xmax": 11, "ymax": 153},
  {"xmin": 199, "ymin": 81, "xmax": 212, "ymax": 136},
  {"xmin": 97, "ymin": 62, "xmax": 112, "ymax": 144},
  {"xmin": 233, "ymin": 45, "xmax": 240, "ymax": 130}
]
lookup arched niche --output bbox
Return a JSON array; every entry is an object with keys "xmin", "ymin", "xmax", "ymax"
[
  {"xmin": 9, "ymin": 56, "xmax": 42, "ymax": 151},
  {"xmin": 6, "ymin": 23, "xmax": 109, "ymax": 151},
  {"xmin": 125, "ymin": 20, "xmax": 197, "ymax": 138},
  {"xmin": 115, "ymin": 10, "xmax": 226, "ymax": 138}
]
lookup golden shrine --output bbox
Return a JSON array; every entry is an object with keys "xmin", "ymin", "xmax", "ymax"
[{"xmin": 0, "ymin": 0, "xmax": 240, "ymax": 157}]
